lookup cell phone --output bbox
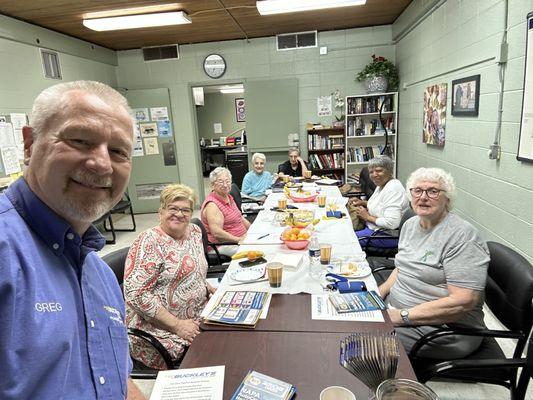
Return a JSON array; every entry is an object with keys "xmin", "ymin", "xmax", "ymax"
[{"xmin": 238, "ymin": 257, "xmax": 267, "ymax": 268}]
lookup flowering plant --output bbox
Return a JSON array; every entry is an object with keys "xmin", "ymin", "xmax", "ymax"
[
  {"xmin": 356, "ymin": 55, "xmax": 399, "ymax": 90},
  {"xmin": 331, "ymin": 89, "xmax": 345, "ymax": 122}
]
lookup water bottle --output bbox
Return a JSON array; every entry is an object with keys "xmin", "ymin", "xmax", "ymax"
[{"xmin": 308, "ymin": 236, "xmax": 321, "ymax": 280}]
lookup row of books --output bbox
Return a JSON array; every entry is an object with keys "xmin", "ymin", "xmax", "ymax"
[
  {"xmin": 308, "ymin": 134, "xmax": 344, "ymax": 149},
  {"xmin": 347, "ymin": 95, "xmax": 394, "ymax": 114},
  {"xmin": 347, "ymin": 145, "xmax": 394, "ymax": 163},
  {"xmin": 309, "ymin": 152, "xmax": 344, "ymax": 169},
  {"xmin": 346, "ymin": 116, "xmax": 395, "ymax": 137}
]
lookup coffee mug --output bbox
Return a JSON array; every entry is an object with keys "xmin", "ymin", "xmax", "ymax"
[{"xmin": 320, "ymin": 386, "xmax": 356, "ymax": 400}]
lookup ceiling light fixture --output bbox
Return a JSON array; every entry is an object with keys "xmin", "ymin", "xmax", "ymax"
[
  {"xmin": 220, "ymin": 85, "xmax": 245, "ymax": 94},
  {"xmin": 256, "ymin": 0, "xmax": 366, "ymax": 15},
  {"xmin": 83, "ymin": 11, "xmax": 191, "ymax": 32}
]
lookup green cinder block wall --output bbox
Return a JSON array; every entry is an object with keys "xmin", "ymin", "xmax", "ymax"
[{"xmin": 393, "ymin": 0, "xmax": 533, "ymax": 263}]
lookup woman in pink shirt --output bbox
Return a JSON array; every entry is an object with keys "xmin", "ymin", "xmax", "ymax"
[{"xmin": 201, "ymin": 167, "xmax": 250, "ymax": 256}]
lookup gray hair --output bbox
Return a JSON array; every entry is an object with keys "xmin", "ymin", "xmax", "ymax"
[
  {"xmin": 368, "ymin": 155, "xmax": 394, "ymax": 174},
  {"xmin": 406, "ymin": 167, "xmax": 456, "ymax": 210},
  {"xmin": 29, "ymin": 80, "xmax": 133, "ymax": 138},
  {"xmin": 251, "ymin": 152, "xmax": 266, "ymax": 163},
  {"xmin": 209, "ymin": 166, "xmax": 232, "ymax": 183},
  {"xmin": 288, "ymin": 147, "xmax": 300, "ymax": 156}
]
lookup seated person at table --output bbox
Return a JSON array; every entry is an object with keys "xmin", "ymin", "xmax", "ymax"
[
  {"xmin": 124, "ymin": 184, "xmax": 216, "ymax": 369},
  {"xmin": 242, "ymin": 152, "xmax": 273, "ymax": 202},
  {"xmin": 278, "ymin": 147, "xmax": 310, "ymax": 178},
  {"xmin": 201, "ymin": 167, "xmax": 251, "ymax": 256},
  {"xmin": 378, "ymin": 167, "xmax": 490, "ymax": 359},
  {"xmin": 349, "ymin": 155, "xmax": 409, "ymax": 248}
]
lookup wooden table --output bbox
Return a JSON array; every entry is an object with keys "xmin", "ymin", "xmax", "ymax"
[{"xmin": 181, "ymin": 330, "xmax": 416, "ymax": 399}]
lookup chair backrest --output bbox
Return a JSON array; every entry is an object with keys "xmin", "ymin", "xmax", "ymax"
[
  {"xmin": 102, "ymin": 246, "xmax": 130, "ymax": 286},
  {"xmin": 229, "ymin": 183, "xmax": 242, "ymax": 210},
  {"xmin": 399, "ymin": 207, "xmax": 416, "ymax": 231},
  {"xmin": 485, "ymin": 241, "xmax": 533, "ymax": 334},
  {"xmin": 359, "ymin": 167, "xmax": 376, "ymax": 199},
  {"xmin": 190, "ymin": 218, "xmax": 209, "ymax": 256}
]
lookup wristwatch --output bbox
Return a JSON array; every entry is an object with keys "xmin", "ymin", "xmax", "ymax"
[{"xmin": 400, "ymin": 309, "xmax": 411, "ymax": 325}]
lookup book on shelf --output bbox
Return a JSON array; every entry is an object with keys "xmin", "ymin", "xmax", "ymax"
[
  {"xmin": 347, "ymin": 95, "xmax": 394, "ymax": 114},
  {"xmin": 204, "ymin": 291, "xmax": 269, "ymax": 328},
  {"xmin": 231, "ymin": 370, "xmax": 296, "ymax": 400},
  {"xmin": 328, "ymin": 290, "xmax": 387, "ymax": 314}
]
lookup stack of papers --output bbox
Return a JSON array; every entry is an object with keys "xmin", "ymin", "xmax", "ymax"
[
  {"xmin": 231, "ymin": 370, "xmax": 296, "ymax": 400},
  {"xmin": 204, "ymin": 291, "xmax": 270, "ymax": 328}
]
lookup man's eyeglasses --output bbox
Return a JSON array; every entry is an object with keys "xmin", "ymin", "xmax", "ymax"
[
  {"xmin": 166, "ymin": 206, "xmax": 193, "ymax": 216},
  {"xmin": 214, "ymin": 179, "xmax": 231, "ymax": 186},
  {"xmin": 409, "ymin": 187, "xmax": 445, "ymax": 199}
]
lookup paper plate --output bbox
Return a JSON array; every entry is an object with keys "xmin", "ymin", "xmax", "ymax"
[
  {"xmin": 330, "ymin": 261, "xmax": 371, "ymax": 278},
  {"xmin": 229, "ymin": 266, "xmax": 266, "ymax": 283}
]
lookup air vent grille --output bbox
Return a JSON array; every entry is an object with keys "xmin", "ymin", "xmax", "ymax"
[
  {"xmin": 40, "ymin": 49, "xmax": 62, "ymax": 80},
  {"xmin": 142, "ymin": 45, "xmax": 179, "ymax": 61},
  {"xmin": 277, "ymin": 31, "xmax": 317, "ymax": 51}
]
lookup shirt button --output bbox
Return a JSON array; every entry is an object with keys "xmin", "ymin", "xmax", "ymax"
[
  {"xmin": 66, "ymin": 233, "xmax": 75, "ymax": 240},
  {"xmin": 90, "ymin": 320, "xmax": 95, "ymax": 328},
  {"xmin": 52, "ymin": 243, "xmax": 59, "ymax": 250},
  {"xmin": 99, "ymin": 376, "xmax": 105, "ymax": 385}
]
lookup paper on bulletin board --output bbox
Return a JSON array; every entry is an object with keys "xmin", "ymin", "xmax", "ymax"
[
  {"xmin": 143, "ymin": 137, "xmax": 159, "ymax": 155},
  {"xmin": 213, "ymin": 123, "xmax": 222, "ymax": 134},
  {"xmin": 132, "ymin": 124, "xmax": 144, "ymax": 157},
  {"xmin": 150, "ymin": 107, "xmax": 169, "ymax": 121},
  {"xmin": 157, "ymin": 120, "xmax": 172, "ymax": 137},
  {"xmin": 140, "ymin": 122, "xmax": 158, "ymax": 137},
  {"xmin": 133, "ymin": 108, "xmax": 150, "ymax": 122},
  {"xmin": 9, "ymin": 113, "xmax": 26, "ymax": 144},
  {"xmin": 1, "ymin": 146, "xmax": 22, "ymax": 175},
  {"xmin": 0, "ymin": 122, "xmax": 16, "ymax": 147},
  {"xmin": 317, "ymin": 95, "xmax": 332, "ymax": 116}
]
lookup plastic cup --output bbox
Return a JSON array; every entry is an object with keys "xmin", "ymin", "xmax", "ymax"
[
  {"xmin": 376, "ymin": 379, "xmax": 438, "ymax": 400},
  {"xmin": 320, "ymin": 386, "xmax": 356, "ymax": 400},
  {"xmin": 278, "ymin": 198, "xmax": 287, "ymax": 210},
  {"xmin": 320, "ymin": 244, "xmax": 332, "ymax": 265},
  {"xmin": 304, "ymin": 170, "xmax": 312, "ymax": 179},
  {"xmin": 266, "ymin": 262, "xmax": 283, "ymax": 288},
  {"xmin": 317, "ymin": 195, "xmax": 326, "ymax": 207}
]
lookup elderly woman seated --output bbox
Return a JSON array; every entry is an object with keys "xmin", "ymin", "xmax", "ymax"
[
  {"xmin": 378, "ymin": 167, "xmax": 490, "ymax": 358},
  {"xmin": 241, "ymin": 152, "xmax": 273, "ymax": 202},
  {"xmin": 201, "ymin": 167, "xmax": 250, "ymax": 256},
  {"xmin": 350, "ymin": 155, "xmax": 409, "ymax": 248},
  {"xmin": 124, "ymin": 184, "xmax": 216, "ymax": 370}
]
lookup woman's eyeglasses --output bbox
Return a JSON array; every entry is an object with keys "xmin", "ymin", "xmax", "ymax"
[
  {"xmin": 214, "ymin": 179, "xmax": 232, "ymax": 186},
  {"xmin": 409, "ymin": 187, "xmax": 445, "ymax": 199},
  {"xmin": 166, "ymin": 206, "xmax": 193, "ymax": 216}
]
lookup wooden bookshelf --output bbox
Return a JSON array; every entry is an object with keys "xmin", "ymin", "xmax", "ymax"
[{"xmin": 307, "ymin": 127, "xmax": 345, "ymax": 182}]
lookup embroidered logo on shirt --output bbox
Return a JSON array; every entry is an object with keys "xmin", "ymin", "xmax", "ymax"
[
  {"xmin": 104, "ymin": 305, "xmax": 125, "ymax": 325},
  {"xmin": 420, "ymin": 250, "xmax": 434, "ymax": 262}
]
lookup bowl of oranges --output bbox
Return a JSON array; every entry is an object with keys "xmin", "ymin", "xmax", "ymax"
[{"xmin": 281, "ymin": 227, "xmax": 312, "ymax": 250}]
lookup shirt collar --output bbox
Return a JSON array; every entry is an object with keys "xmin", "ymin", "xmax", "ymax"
[{"xmin": 5, "ymin": 178, "xmax": 105, "ymax": 255}]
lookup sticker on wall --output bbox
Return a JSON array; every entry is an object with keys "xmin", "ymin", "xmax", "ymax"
[
  {"xmin": 132, "ymin": 124, "xmax": 144, "ymax": 157},
  {"xmin": 235, "ymin": 98, "xmax": 246, "ymax": 122},
  {"xmin": 317, "ymin": 95, "xmax": 332, "ymax": 117},
  {"xmin": 157, "ymin": 120, "xmax": 173, "ymax": 137},
  {"xmin": 136, "ymin": 183, "xmax": 171, "ymax": 200},
  {"xmin": 423, "ymin": 83, "xmax": 447, "ymax": 147},
  {"xmin": 143, "ymin": 137, "xmax": 159, "ymax": 155},
  {"xmin": 133, "ymin": 108, "xmax": 150, "ymax": 122},
  {"xmin": 150, "ymin": 107, "xmax": 169, "ymax": 121},
  {"xmin": 140, "ymin": 122, "xmax": 158, "ymax": 137},
  {"xmin": 162, "ymin": 141, "xmax": 177, "ymax": 166}
]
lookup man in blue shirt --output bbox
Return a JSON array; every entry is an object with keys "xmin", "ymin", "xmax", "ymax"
[{"xmin": 0, "ymin": 81, "xmax": 145, "ymax": 399}]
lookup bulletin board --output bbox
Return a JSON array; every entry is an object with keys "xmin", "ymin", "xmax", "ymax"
[{"xmin": 517, "ymin": 12, "xmax": 533, "ymax": 162}]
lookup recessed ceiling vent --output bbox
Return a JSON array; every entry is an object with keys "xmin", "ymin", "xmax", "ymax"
[
  {"xmin": 142, "ymin": 44, "xmax": 179, "ymax": 61},
  {"xmin": 276, "ymin": 31, "xmax": 317, "ymax": 51},
  {"xmin": 40, "ymin": 49, "xmax": 62, "ymax": 80}
]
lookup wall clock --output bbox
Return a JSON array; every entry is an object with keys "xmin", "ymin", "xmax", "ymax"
[{"xmin": 203, "ymin": 54, "xmax": 226, "ymax": 79}]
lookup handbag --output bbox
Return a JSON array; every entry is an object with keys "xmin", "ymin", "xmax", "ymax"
[{"xmin": 347, "ymin": 202, "xmax": 366, "ymax": 231}]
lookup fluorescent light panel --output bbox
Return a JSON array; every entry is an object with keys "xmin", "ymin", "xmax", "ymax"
[
  {"xmin": 256, "ymin": 0, "xmax": 366, "ymax": 15},
  {"xmin": 83, "ymin": 11, "xmax": 191, "ymax": 32},
  {"xmin": 220, "ymin": 85, "xmax": 244, "ymax": 94}
]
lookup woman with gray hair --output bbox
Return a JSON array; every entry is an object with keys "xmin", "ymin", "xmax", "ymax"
[
  {"xmin": 241, "ymin": 152, "xmax": 273, "ymax": 202},
  {"xmin": 350, "ymin": 155, "xmax": 409, "ymax": 248},
  {"xmin": 378, "ymin": 167, "xmax": 490, "ymax": 359},
  {"xmin": 201, "ymin": 167, "xmax": 250, "ymax": 256}
]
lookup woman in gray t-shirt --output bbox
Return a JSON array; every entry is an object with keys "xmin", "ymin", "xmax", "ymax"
[{"xmin": 379, "ymin": 167, "xmax": 490, "ymax": 359}]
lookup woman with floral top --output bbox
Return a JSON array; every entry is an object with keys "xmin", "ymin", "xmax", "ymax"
[{"xmin": 124, "ymin": 184, "xmax": 216, "ymax": 369}]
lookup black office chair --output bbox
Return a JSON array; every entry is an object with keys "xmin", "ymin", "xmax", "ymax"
[
  {"xmin": 360, "ymin": 207, "xmax": 416, "ymax": 259},
  {"xmin": 102, "ymin": 247, "xmax": 177, "ymax": 379},
  {"xmin": 104, "ymin": 192, "xmax": 136, "ymax": 234},
  {"xmin": 230, "ymin": 182, "xmax": 260, "ymax": 223},
  {"xmin": 190, "ymin": 218, "xmax": 232, "ymax": 275},
  {"xmin": 409, "ymin": 241, "xmax": 533, "ymax": 400}
]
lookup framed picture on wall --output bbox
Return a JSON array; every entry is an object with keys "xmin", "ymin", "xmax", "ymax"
[
  {"xmin": 518, "ymin": 12, "xmax": 533, "ymax": 162},
  {"xmin": 451, "ymin": 75, "xmax": 480, "ymax": 116},
  {"xmin": 235, "ymin": 98, "xmax": 246, "ymax": 122},
  {"xmin": 423, "ymin": 83, "xmax": 447, "ymax": 146}
]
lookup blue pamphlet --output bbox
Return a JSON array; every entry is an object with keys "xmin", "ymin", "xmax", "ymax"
[{"xmin": 231, "ymin": 370, "xmax": 296, "ymax": 400}]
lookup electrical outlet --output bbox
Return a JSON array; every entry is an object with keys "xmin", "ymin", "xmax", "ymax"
[{"xmin": 489, "ymin": 144, "xmax": 501, "ymax": 160}]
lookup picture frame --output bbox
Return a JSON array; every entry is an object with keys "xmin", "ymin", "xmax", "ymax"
[
  {"xmin": 423, "ymin": 83, "xmax": 447, "ymax": 147},
  {"xmin": 517, "ymin": 12, "xmax": 533, "ymax": 162},
  {"xmin": 451, "ymin": 75, "xmax": 480, "ymax": 116},
  {"xmin": 235, "ymin": 98, "xmax": 246, "ymax": 122}
]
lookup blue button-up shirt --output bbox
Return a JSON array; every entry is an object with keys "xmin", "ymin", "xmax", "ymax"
[{"xmin": 0, "ymin": 178, "xmax": 131, "ymax": 400}]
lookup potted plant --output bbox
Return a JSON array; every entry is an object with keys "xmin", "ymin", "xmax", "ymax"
[{"xmin": 356, "ymin": 55, "xmax": 399, "ymax": 93}]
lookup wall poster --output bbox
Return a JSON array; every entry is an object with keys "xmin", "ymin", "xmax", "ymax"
[
  {"xmin": 518, "ymin": 12, "xmax": 533, "ymax": 162},
  {"xmin": 423, "ymin": 83, "xmax": 447, "ymax": 147}
]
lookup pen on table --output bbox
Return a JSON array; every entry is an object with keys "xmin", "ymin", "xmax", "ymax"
[{"xmin": 257, "ymin": 233, "xmax": 269, "ymax": 240}]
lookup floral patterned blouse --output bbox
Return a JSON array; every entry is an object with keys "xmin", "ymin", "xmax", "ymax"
[{"xmin": 123, "ymin": 224, "xmax": 209, "ymax": 369}]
